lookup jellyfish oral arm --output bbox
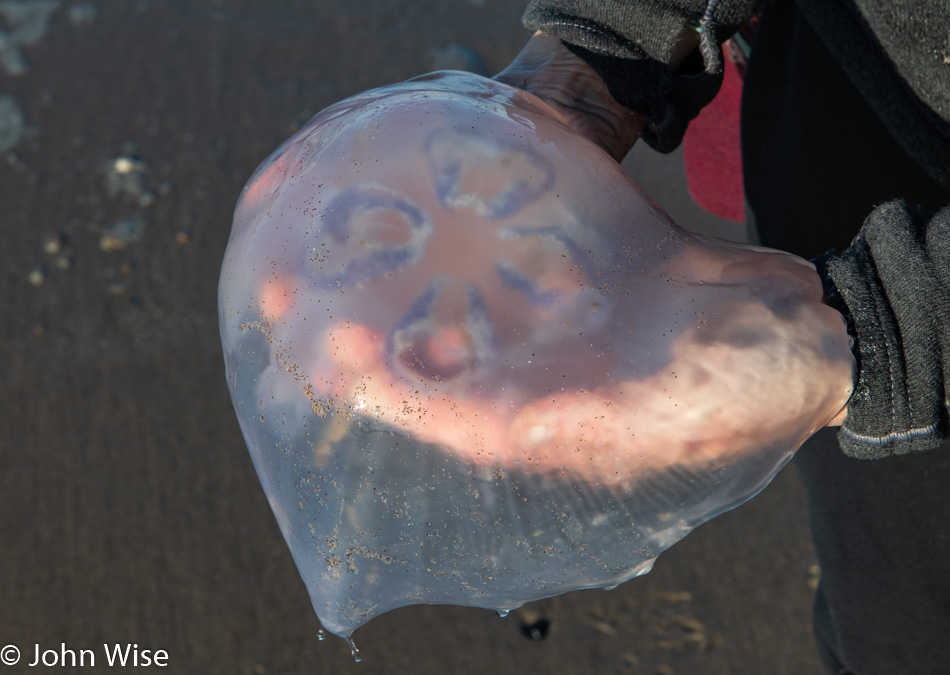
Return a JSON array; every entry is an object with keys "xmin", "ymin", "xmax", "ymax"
[
  {"xmin": 494, "ymin": 31, "xmax": 644, "ymax": 162},
  {"xmin": 494, "ymin": 27, "xmax": 703, "ymax": 162}
]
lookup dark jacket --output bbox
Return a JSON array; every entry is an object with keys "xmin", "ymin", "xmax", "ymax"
[{"xmin": 523, "ymin": 0, "xmax": 950, "ymax": 186}]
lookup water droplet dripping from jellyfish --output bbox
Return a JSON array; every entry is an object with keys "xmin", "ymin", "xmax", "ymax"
[
  {"xmin": 346, "ymin": 637, "xmax": 362, "ymax": 663},
  {"xmin": 497, "ymin": 609, "xmax": 510, "ymax": 618},
  {"xmin": 317, "ymin": 628, "xmax": 326, "ymax": 642}
]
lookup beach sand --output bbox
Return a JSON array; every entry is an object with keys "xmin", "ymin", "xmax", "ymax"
[{"xmin": 0, "ymin": 1, "xmax": 822, "ymax": 672}]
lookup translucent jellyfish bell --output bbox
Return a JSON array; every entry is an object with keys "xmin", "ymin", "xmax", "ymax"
[{"xmin": 219, "ymin": 72, "xmax": 853, "ymax": 644}]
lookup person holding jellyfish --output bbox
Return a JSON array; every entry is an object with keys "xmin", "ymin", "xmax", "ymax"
[
  {"xmin": 493, "ymin": 0, "xmax": 950, "ymax": 673},
  {"xmin": 219, "ymin": 0, "xmax": 949, "ymax": 670}
]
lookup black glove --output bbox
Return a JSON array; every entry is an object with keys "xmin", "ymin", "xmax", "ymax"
[{"xmin": 815, "ymin": 201, "xmax": 950, "ymax": 458}]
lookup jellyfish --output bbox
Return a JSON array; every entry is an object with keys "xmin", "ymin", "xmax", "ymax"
[{"xmin": 218, "ymin": 71, "xmax": 853, "ymax": 648}]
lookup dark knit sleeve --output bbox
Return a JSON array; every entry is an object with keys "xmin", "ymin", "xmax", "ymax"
[
  {"xmin": 522, "ymin": 0, "xmax": 762, "ymax": 152},
  {"xmin": 814, "ymin": 201, "xmax": 950, "ymax": 459}
]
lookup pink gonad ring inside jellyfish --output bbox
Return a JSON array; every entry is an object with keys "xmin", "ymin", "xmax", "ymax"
[{"xmin": 219, "ymin": 71, "xmax": 853, "ymax": 652}]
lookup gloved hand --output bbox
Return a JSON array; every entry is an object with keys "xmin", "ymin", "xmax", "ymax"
[
  {"xmin": 493, "ymin": 29, "xmax": 703, "ymax": 161},
  {"xmin": 493, "ymin": 30, "xmax": 646, "ymax": 161}
]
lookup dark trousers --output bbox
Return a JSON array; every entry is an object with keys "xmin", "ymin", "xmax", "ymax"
[{"xmin": 741, "ymin": 2, "xmax": 950, "ymax": 673}]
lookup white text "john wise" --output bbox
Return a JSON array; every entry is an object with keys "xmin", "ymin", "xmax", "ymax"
[{"xmin": 29, "ymin": 643, "xmax": 168, "ymax": 667}]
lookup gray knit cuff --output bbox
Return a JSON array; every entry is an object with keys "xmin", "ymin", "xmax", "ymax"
[{"xmin": 814, "ymin": 201, "xmax": 950, "ymax": 458}]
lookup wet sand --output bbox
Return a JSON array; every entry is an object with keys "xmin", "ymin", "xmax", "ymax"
[{"xmin": 0, "ymin": 1, "xmax": 822, "ymax": 672}]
